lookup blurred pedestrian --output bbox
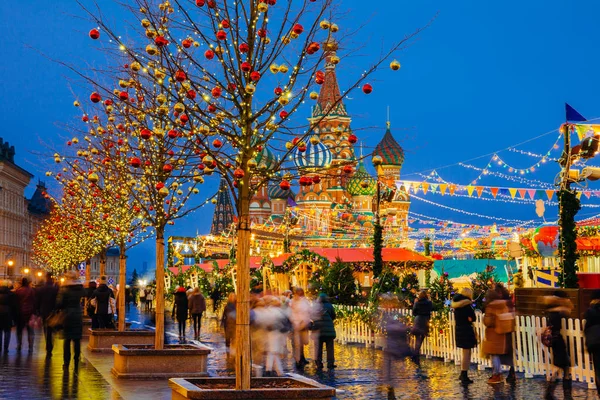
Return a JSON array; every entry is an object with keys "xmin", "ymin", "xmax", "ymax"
[
  {"xmin": 173, "ymin": 287, "xmax": 189, "ymax": 341},
  {"xmin": 15, "ymin": 277, "xmax": 36, "ymax": 352},
  {"xmin": 584, "ymin": 290, "xmax": 600, "ymax": 397},
  {"xmin": 543, "ymin": 291, "xmax": 573, "ymax": 399},
  {"xmin": 290, "ymin": 287, "xmax": 311, "ymax": 369},
  {"xmin": 412, "ymin": 290, "xmax": 432, "ymax": 367},
  {"xmin": 482, "ymin": 288, "xmax": 511, "ymax": 384},
  {"xmin": 139, "ymin": 286, "xmax": 146, "ymax": 309},
  {"xmin": 263, "ymin": 296, "xmax": 291, "ymax": 376},
  {"xmin": 92, "ymin": 276, "xmax": 114, "ymax": 329},
  {"xmin": 221, "ymin": 293, "xmax": 236, "ymax": 355},
  {"xmin": 313, "ymin": 293, "xmax": 336, "ymax": 370},
  {"xmin": 85, "ymin": 281, "xmax": 98, "ymax": 328},
  {"xmin": 36, "ymin": 272, "xmax": 58, "ymax": 356},
  {"xmin": 56, "ymin": 271, "xmax": 85, "ymax": 370},
  {"xmin": 381, "ymin": 294, "xmax": 412, "ymax": 399},
  {"xmin": 451, "ymin": 287, "xmax": 476, "ymax": 384},
  {"xmin": 496, "ymin": 283, "xmax": 516, "ymax": 382},
  {"xmin": 188, "ymin": 287, "xmax": 206, "ymax": 340},
  {"xmin": 145, "ymin": 287, "xmax": 154, "ymax": 312},
  {"xmin": 0, "ymin": 280, "xmax": 17, "ymax": 353}
]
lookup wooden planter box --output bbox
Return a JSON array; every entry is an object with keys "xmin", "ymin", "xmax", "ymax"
[
  {"xmin": 169, "ymin": 376, "xmax": 336, "ymax": 400},
  {"xmin": 82, "ymin": 318, "xmax": 131, "ymax": 337},
  {"xmin": 111, "ymin": 344, "xmax": 211, "ymax": 379},
  {"xmin": 87, "ymin": 329, "xmax": 154, "ymax": 352}
]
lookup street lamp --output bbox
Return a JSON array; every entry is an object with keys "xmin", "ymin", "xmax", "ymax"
[
  {"xmin": 23, "ymin": 268, "xmax": 29, "ymax": 274},
  {"xmin": 371, "ymin": 155, "xmax": 384, "ymax": 278}
]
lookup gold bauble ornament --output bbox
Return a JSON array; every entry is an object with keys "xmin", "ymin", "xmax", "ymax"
[
  {"xmin": 73, "ymin": 101, "xmax": 80, "ymax": 107},
  {"xmin": 372, "ymin": 155, "xmax": 383, "ymax": 166},
  {"xmin": 192, "ymin": 188, "xmax": 200, "ymax": 194},
  {"xmin": 290, "ymin": 32, "xmax": 299, "ymax": 39},
  {"xmin": 330, "ymin": 55, "xmax": 340, "ymax": 65},
  {"xmin": 285, "ymin": 142, "xmax": 293, "ymax": 150},
  {"xmin": 88, "ymin": 173, "xmax": 99, "ymax": 183},
  {"xmin": 281, "ymin": 36, "xmax": 291, "ymax": 45},
  {"xmin": 245, "ymin": 84, "xmax": 256, "ymax": 94},
  {"xmin": 320, "ymin": 20, "xmax": 330, "ymax": 30},
  {"xmin": 330, "ymin": 23, "xmax": 339, "ymax": 33},
  {"xmin": 310, "ymin": 136, "xmax": 320, "ymax": 145},
  {"xmin": 158, "ymin": 105, "xmax": 169, "ymax": 115},
  {"xmin": 257, "ymin": 2, "xmax": 268, "ymax": 12},
  {"xmin": 146, "ymin": 44, "xmax": 158, "ymax": 55},
  {"xmin": 270, "ymin": 64, "xmax": 279, "ymax": 74},
  {"xmin": 390, "ymin": 60, "xmax": 401, "ymax": 71},
  {"xmin": 145, "ymin": 29, "xmax": 156, "ymax": 38},
  {"xmin": 174, "ymin": 102, "xmax": 185, "ymax": 113},
  {"xmin": 310, "ymin": 91, "xmax": 319, "ymax": 100},
  {"xmin": 154, "ymin": 69, "xmax": 166, "ymax": 79},
  {"xmin": 278, "ymin": 94, "xmax": 290, "ymax": 106},
  {"xmin": 159, "ymin": 187, "xmax": 169, "ymax": 196},
  {"xmin": 141, "ymin": 19, "xmax": 151, "ymax": 28},
  {"xmin": 279, "ymin": 64, "xmax": 289, "ymax": 73},
  {"xmin": 130, "ymin": 62, "xmax": 141, "ymax": 72},
  {"xmin": 211, "ymin": 198, "xmax": 217, "ymax": 204},
  {"xmin": 156, "ymin": 94, "xmax": 167, "ymax": 104},
  {"xmin": 248, "ymin": 159, "xmax": 258, "ymax": 169}
]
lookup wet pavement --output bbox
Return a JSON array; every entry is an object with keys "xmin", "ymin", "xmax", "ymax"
[{"xmin": 0, "ymin": 306, "xmax": 596, "ymax": 399}]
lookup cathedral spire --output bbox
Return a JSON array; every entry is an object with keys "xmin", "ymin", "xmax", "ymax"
[
  {"xmin": 210, "ymin": 177, "xmax": 235, "ymax": 235},
  {"xmin": 311, "ymin": 39, "xmax": 348, "ymax": 119}
]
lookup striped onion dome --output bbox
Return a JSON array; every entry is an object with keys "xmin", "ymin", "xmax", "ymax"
[
  {"xmin": 254, "ymin": 146, "xmax": 275, "ymax": 169},
  {"xmin": 268, "ymin": 185, "xmax": 294, "ymax": 200},
  {"xmin": 373, "ymin": 123, "xmax": 404, "ymax": 166},
  {"xmin": 347, "ymin": 161, "xmax": 376, "ymax": 196},
  {"xmin": 292, "ymin": 141, "xmax": 332, "ymax": 169}
]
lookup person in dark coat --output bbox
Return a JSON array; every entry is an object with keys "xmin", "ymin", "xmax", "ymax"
[
  {"xmin": 86, "ymin": 281, "xmax": 98, "ymax": 328},
  {"xmin": 188, "ymin": 287, "xmax": 206, "ymax": 340},
  {"xmin": 543, "ymin": 291, "xmax": 573, "ymax": 399},
  {"xmin": 313, "ymin": 293, "xmax": 336, "ymax": 370},
  {"xmin": 412, "ymin": 290, "xmax": 433, "ymax": 366},
  {"xmin": 172, "ymin": 287, "xmax": 189, "ymax": 341},
  {"xmin": 584, "ymin": 290, "xmax": 600, "ymax": 397},
  {"xmin": 91, "ymin": 276, "xmax": 114, "ymax": 329},
  {"xmin": 0, "ymin": 280, "xmax": 18, "ymax": 353},
  {"xmin": 56, "ymin": 271, "xmax": 86, "ymax": 370},
  {"xmin": 36, "ymin": 272, "xmax": 59, "ymax": 356},
  {"xmin": 15, "ymin": 277, "xmax": 36, "ymax": 352},
  {"xmin": 221, "ymin": 293, "xmax": 236, "ymax": 355},
  {"xmin": 451, "ymin": 287, "xmax": 476, "ymax": 384}
]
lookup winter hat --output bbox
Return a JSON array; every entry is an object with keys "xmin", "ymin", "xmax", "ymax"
[
  {"xmin": 177, "ymin": 286, "xmax": 186, "ymax": 293},
  {"xmin": 99, "ymin": 275, "xmax": 108, "ymax": 285}
]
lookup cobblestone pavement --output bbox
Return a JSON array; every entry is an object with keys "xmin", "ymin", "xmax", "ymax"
[{"xmin": 0, "ymin": 306, "xmax": 597, "ymax": 399}]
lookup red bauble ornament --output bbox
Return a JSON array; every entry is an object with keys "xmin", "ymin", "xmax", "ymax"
[
  {"xmin": 307, "ymin": 42, "xmax": 320, "ymax": 55},
  {"xmin": 274, "ymin": 87, "xmax": 283, "ymax": 96},
  {"xmin": 221, "ymin": 19, "xmax": 231, "ymax": 29},
  {"xmin": 182, "ymin": 39, "xmax": 192, "ymax": 48},
  {"xmin": 257, "ymin": 29, "xmax": 267, "ymax": 38},
  {"xmin": 155, "ymin": 182, "xmax": 165, "ymax": 190},
  {"xmin": 196, "ymin": 0, "xmax": 205, "ymax": 5},
  {"xmin": 175, "ymin": 70, "xmax": 186, "ymax": 82},
  {"xmin": 292, "ymin": 137, "xmax": 300, "ymax": 145},
  {"xmin": 207, "ymin": 104, "xmax": 217, "ymax": 113},
  {"xmin": 205, "ymin": 49, "xmax": 215, "ymax": 60},
  {"xmin": 207, "ymin": 0, "xmax": 216, "ymax": 8},
  {"xmin": 241, "ymin": 62, "xmax": 252, "ymax": 72},
  {"xmin": 216, "ymin": 30, "xmax": 227, "ymax": 41},
  {"xmin": 250, "ymin": 71, "xmax": 261, "ymax": 81},
  {"xmin": 279, "ymin": 180, "xmax": 291, "ymax": 191},
  {"xmin": 315, "ymin": 70, "xmax": 325, "ymax": 85},
  {"xmin": 154, "ymin": 36, "xmax": 169, "ymax": 47},
  {"xmin": 90, "ymin": 92, "xmax": 101, "ymax": 103},
  {"xmin": 119, "ymin": 91, "xmax": 128, "ymax": 101},
  {"xmin": 348, "ymin": 134, "xmax": 358, "ymax": 144},
  {"xmin": 312, "ymin": 175, "xmax": 321, "ymax": 184},
  {"xmin": 180, "ymin": 114, "xmax": 189, "ymax": 123},
  {"xmin": 82, "ymin": 115, "xmax": 89, "ymax": 122},
  {"xmin": 212, "ymin": 139, "xmax": 223, "ymax": 148},
  {"xmin": 129, "ymin": 157, "xmax": 141, "ymax": 168},
  {"xmin": 212, "ymin": 87, "xmax": 222, "ymax": 98},
  {"xmin": 293, "ymin": 24, "xmax": 304, "ymax": 35},
  {"xmin": 227, "ymin": 83, "xmax": 237, "ymax": 92},
  {"xmin": 89, "ymin": 29, "xmax": 100, "ymax": 40},
  {"xmin": 267, "ymin": 0, "xmax": 276, "ymax": 4},
  {"xmin": 343, "ymin": 165, "xmax": 353, "ymax": 174},
  {"xmin": 234, "ymin": 168, "xmax": 245, "ymax": 179},
  {"xmin": 298, "ymin": 144, "xmax": 307, "ymax": 152},
  {"xmin": 163, "ymin": 164, "xmax": 173, "ymax": 173},
  {"xmin": 299, "ymin": 176, "xmax": 312, "ymax": 186},
  {"xmin": 167, "ymin": 129, "xmax": 179, "ymax": 138},
  {"xmin": 140, "ymin": 129, "xmax": 152, "ymax": 139},
  {"xmin": 104, "ymin": 99, "xmax": 113, "ymax": 106},
  {"xmin": 198, "ymin": 163, "xmax": 206, "ymax": 170},
  {"xmin": 362, "ymin": 83, "xmax": 373, "ymax": 94},
  {"xmin": 279, "ymin": 110, "xmax": 288, "ymax": 119},
  {"xmin": 239, "ymin": 43, "xmax": 249, "ymax": 53},
  {"xmin": 187, "ymin": 90, "xmax": 197, "ymax": 99}
]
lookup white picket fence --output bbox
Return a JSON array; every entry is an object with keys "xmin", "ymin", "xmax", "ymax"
[{"xmin": 334, "ymin": 305, "xmax": 597, "ymax": 389}]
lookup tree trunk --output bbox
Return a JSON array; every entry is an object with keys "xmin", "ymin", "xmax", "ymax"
[
  {"xmin": 235, "ymin": 168, "xmax": 251, "ymax": 390},
  {"xmin": 85, "ymin": 258, "xmax": 91, "ymax": 283},
  {"xmin": 99, "ymin": 249, "xmax": 106, "ymax": 277},
  {"xmin": 155, "ymin": 228, "xmax": 166, "ymax": 349},
  {"xmin": 118, "ymin": 242, "xmax": 127, "ymax": 332}
]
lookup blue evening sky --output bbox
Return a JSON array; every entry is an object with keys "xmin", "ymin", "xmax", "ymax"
[{"xmin": 2, "ymin": 1, "xmax": 600, "ymax": 275}]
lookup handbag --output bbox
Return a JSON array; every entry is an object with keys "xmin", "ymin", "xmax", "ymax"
[
  {"xmin": 28, "ymin": 315, "xmax": 42, "ymax": 330},
  {"xmin": 109, "ymin": 297, "xmax": 116, "ymax": 314},
  {"xmin": 47, "ymin": 310, "xmax": 66, "ymax": 330}
]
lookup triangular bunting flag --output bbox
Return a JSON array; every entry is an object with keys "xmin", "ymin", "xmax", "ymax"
[
  {"xmin": 449, "ymin": 184, "xmax": 456, "ymax": 196},
  {"xmin": 584, "ymin": 191, "xmax": 591, "ymax": 199},
  {"xmin": 440, "ymin": 184, "xmax": 448, "ymax": 196},
  {"xmin": 536, "ymin": 190, "xmax": 546, "ymax": 200},
  {"xmin": 422, "ymin": 182, "xmax": 430, "ymax": 194},
  {"xmin": 527, "ymin": 189, "xmax": 536, "ymax": 200},
  {"xmin": 476, "ymin": 186, "xmax": 484, "ymax": 197},
  {"xmin": 546, "ymin": 190, "xmax": 555, "ymax": 201},
  {"xmin": 518, "ymin": 189, "xmax": 527, "ymax": 199},
  {"xmin": 467, "ymin": 186, "xmax": 475, "ymax": 197},
  {"xmin": 430, "ymin": 183, "xmax": 439, "ymax": 194},
  {"xmin": 509, "ymin": 188, "xmax": 517, "ymax": 199},
  {"xmin": 577, "ymin": 192, "xmax": 583, "ymax": 200},
  {"xmin": 490, "ymin": 187, "xmax": 499, "ymax": 198},
  {"xmin": 412, "ymin": 182, "xmax": 421, "ymax": 193}
]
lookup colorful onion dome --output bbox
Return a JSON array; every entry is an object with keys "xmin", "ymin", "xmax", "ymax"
[
  {"xmin": 347, "ymin": 161, "xmax": 376, "ymax": 196},
  {"xmin": 268, "ymin": 184, "xmax": 294, "ymax": 200},
  {"xmin": 373, "ymin": 123, "xmax": 404, "ymax": 166},
  {"xmin": 254, "ymin": 146, "xmax": 275, "ymax": 169},
  {"xmin": 293, "ymin": 140, "xmax": 332, "ymax": 169}
]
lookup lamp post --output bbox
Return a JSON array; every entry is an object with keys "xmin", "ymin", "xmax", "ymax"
[
  {"xmin": 4, "ymin": 254, "xmax": 14, "ymax": 279},
  {"xmin": 372, "ymin": 155, "xmax": 384, "ymax": 278}
]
